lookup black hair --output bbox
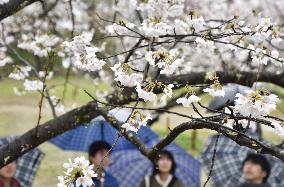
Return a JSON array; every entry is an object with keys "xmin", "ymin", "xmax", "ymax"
[
  {"xmin": 88, "ymin": 140, "xmax": 111, "ymax": 157},
  {"xmin": 242, "ymin": 153, "xmax": 271, "ymax": 183},
  {"xmin": 152, "ymin": 150, "xmax": 176, "ymax": 175}
]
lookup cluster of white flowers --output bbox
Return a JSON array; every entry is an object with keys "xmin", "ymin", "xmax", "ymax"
[
  {"xmin": 140, "ymin": 18, "xmax": 172, "ymax": 37},
  {"xmin": 174, "ymin": 16, "xmax": 206, "ymax": 34},
  {"xmin": 195, "ymin": 37, "xmax": 216, "ymax": 53},
  {"xmin": 18, "ymin": 34, "xmax": 61, "ymax": 57},
  {"xmin": 62, "ymin": 32, "xmax": 106, "ymax": 72},
  {"xmin": 176, "ymin": 94, "xmax": 201, "ymax": 107},
  {"xmin": 8, "ymin": 66, "xmax": 31, "ymax": 80},
  {"xmin": 203, "ymin": 86, "xmax": 225, "ymax": 97},
  {"xmin": 105, "ymin": 22, "xmax": 135, "ymax": 35},
  {"xmin": 57, "ymin": 156, "xmax": 97, "ymax": 187},
  {"xmin": 38, "ymin": 71, "xmax": 54, "ymax": 80},
  {"xmin": 234, "ymin": 89, "xmax": 279, "ymax": 118},
  {"xmin": 135, "ymin": 82, "xmax": 174, "ymax": 104},
  {"xmin": 50, "ymin": 96, "xmax": 65, "ymax": 114},
  {"xmin": 23, "ymin": 79, "xmax": 44, "ymax": 92},
  {"xmin": 0, "ymin": 47, "xmax": 13, "ymax": 67},
  {"xmin": 121, "ymin": 111, "xmax": 152, "ymax": 133},
  {"xmin": 136, "ymin": 82, "xmax": 157, "ymax": 102},
  {"xmin": 145, "ymin": 48, "xmax": 183, "ymax": 75},
  {"xmin": 272, "ymin": 121, "xmax": 284, "ymax": 138},
  {"xmin": 111, "ymin": 63, "xmax": 143, "ymax": 87}
]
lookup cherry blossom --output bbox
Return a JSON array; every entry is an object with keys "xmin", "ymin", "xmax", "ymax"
[
  {"xmin": 111, "ymin": 63, "xmax": 143, "ymax": 87},
  {"xmin": 122, "ymin": 111, "xmax": 152, "ymax": 133},
  {"xmin": 272, "ymin": 121, "xmax": 284, "ymax": 138},
  {"xmin": 8, "ymin": 66, "xmax": 31, "ymax": 80},
  {"xmin": 62, "ymin": 32, "xmax": 106, "ymax": 72},
  {"xmin": 58, "ymin": 156, "xmax": 97, "ymax": 187},
  {"xmin": 23, "ymin": 79, "xmax": 44, "ymax": 92},
  {"xmin": 234, "ymin": 89, "xmax": 279, "ymax": 118},
  {"xmin": 176, "ymin": 95, "xmax": 201, "ymax": 107},
  {"xmin": 136, "ymin": 82, "xmax": 157, "ymax": 103}
]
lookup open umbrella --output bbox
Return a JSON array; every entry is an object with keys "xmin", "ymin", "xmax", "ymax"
[
  {"xmin": 49, "ymin": 108, "xmax": 133, "ymax": 151},
  {"xmin": 107, "ymin": 126, "xmax": 200, "ymax": 187},
  {"xmin": 50, "ymin": 109, "xmax": 200, "ymax": 187},
  {"xmin": 0, "ymin": 136, "xmax": 44, "ymax": 187},
  {"xmin": 199, "ymin": 134, "xmax": 284, "ymax": 187}
]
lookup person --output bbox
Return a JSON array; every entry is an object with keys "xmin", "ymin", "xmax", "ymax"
[
  {"xmin": 139, "ymin": 150, "xmax": 184, "ymax": 187},
  {"xmin": 237, "ymin": 153, "xmax": 271, "ymax": 187},
  {"xmin": 0, "ymin": 161, "xmax": 21, "ymax": 187},
  {"xmin": 88, "ymin": 140, "xmax": 119, "ymax": 187}
]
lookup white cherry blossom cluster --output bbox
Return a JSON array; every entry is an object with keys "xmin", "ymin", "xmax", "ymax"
[
  {"xmin": 111, "ymin": 63, "xmax": 143, "ymax": 87},
  {"xmin": 0, "ymin": 47, "xmax": 13, "ymax": 67},
  {"xmin": 121, "ymin": 111, "xmax": 152, "ymax": 133},
  {"xmin": 57, "ymin": 156, "xmax": 97, "ymax": 187},
  {"xmin": 8, "ymin": 66, "xmax": 31, "ymax": 80},
  {"xmin": 176, "ymin": 94, "xmax": 201, "ymax": 107},
  {"xmin": 18, "ymin": 34, "xmax": 61, "ymax": 57},
  {"xmin": 145, "ymin": 48, "xmax": 184, "ymax": 75},
  {"xmin": 105, "ymin": 21, "xmax": 135, "ymax": 35},
  {"xmin": 136, "ymin": 82, "xmax": 174, "ymax": 105},
  {"xmin": 234, "ymin": 89, "xmax": 279, "ymax": 118},
  {"xmin": 50, "ymin": 96, "xmax": 65, "ymax": 114},
  {"xmin": 203, "ymin": 74, "xmax": 225, "ymax": 97},
  {"xmin": 62, "ymin": 32, "xmax": 106, "ymax": 72},
  {"xmin": 23, "ymin": 79, "xmax": 44, "ymax": 92}
]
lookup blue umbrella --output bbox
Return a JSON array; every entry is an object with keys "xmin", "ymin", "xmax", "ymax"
[
  {"xmin": 107, "ymin": 126, "xmax": 200, "ymax": 187},
  {"xmin": 49, "ymin": 108, "xmax": 135, "ymax": 151},
  {"xmin": 50, "ymin": 115, "xmax": 200, "ymax": 187}
]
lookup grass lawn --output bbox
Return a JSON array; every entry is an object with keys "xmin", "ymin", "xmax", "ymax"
[{"xmin": 0, "ymin": 78, "xmax": 283, "ymax": 186}]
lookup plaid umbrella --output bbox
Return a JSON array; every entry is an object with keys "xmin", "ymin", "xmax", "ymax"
[
  {"xmin": 199, "ymin": 134, "xmax": 284, "ymax": 187},
  {"xmin": 107, "ymin": 126, "xmax": 200, "ymax": 187},
  {"xmin": 49, "ymin": 108, "xmax": 135, "ymax": 151},
  {"xmin": 0, "ymin": 136, "xmax": 44, "ymax": 187}
]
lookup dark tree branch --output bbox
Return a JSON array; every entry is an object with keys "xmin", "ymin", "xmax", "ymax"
[
  {"xmin": 1, "ymin": 70, "xmax": 284, "ymax": 167},
  {"xmin": 0, "ymin": 0, "xmax": 41, "ymax": 21}
]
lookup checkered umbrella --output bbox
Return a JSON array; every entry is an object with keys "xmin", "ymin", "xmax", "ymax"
[
  {"xmin": 0, "ymin": 136, "xmax": 44, "ymax": 187},
  {"xmin": 107, "ymin": 126, "xmax": 200, "ymax": 187},
  {"xmin": 199, "ymin": 134, "xmax": 284, "ymax": 187},
  {"xmin": 49, "ymin": 108, "xmax": 137, "ymax": 151}
]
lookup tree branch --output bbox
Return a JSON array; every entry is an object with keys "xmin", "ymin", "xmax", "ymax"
[{"xmin": 0, "ymin": 0, "xmax": 41, "ymax": 21}]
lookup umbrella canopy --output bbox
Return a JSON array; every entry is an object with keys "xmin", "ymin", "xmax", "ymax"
[
  {"xmin": 49, "ymin": 111, "xmax": 200, "ymax": 187},
  {"xmin": 208, "ymin": 84, "xmax": 250, "ymax": 110},
  {"xmin": 107, "ymin": 126, "xmax": 200, "ymax": 187},
  {"xmin": 0, "ymin": 136, "xmax": 44, "ymax": 187},
  {"xmin": 199, "ymin": 134, "xmax": 284, "ymax": 187},
  {"xmin": 49, "ymin": 108, "xmax": 135, "ymax": 151}
]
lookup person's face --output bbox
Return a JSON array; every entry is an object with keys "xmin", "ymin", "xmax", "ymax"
[
  {"xmin": 0, "ymin": 161, "xmax": 17, "ymax": 179},
  {"xmin": 157, "ymin": 155, "xmax": 173, "ymax": 174},
  {"xmin": 90, "ymin": 150, "xmax": 110, "ymax": 169},
  {"xmin": 243, "ymin": 160, "xmax": 267, "ymax": 184}
]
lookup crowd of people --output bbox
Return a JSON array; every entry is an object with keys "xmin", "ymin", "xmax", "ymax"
[{"xmin": 0, "ymin": 140, "xmax": 272, "ymax": 187}]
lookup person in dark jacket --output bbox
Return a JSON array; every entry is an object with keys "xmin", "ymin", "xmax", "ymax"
[
  {"xmin": 88, "ymin": 141, "xmax": 119, "ymax": 187},
  {"xmin": 0, "ymin": 161, "xmax": 21, "ymax": 187},
  {"xmin": 237, "ymin": 153, "xmax": 271, "ymax": 187},
  {"xmin": 139, "ymin": 150, "xmax": 184, "ymax": 187}
]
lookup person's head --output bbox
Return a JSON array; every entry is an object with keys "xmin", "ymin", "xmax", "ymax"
[
  {"xmin": 242, "ymin": 153, "xmax": 270, "ymax": 184},
  {"xmin": 88, "ymin": 141, "xmax": 112, "ymax": 169},
  {"xmin": 153, "ymin": 150, "xmax": 176, "ymax": 175},
  {"xmin": 0, "ymin": 161, "xmax": 17, "ymax": 180}
]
